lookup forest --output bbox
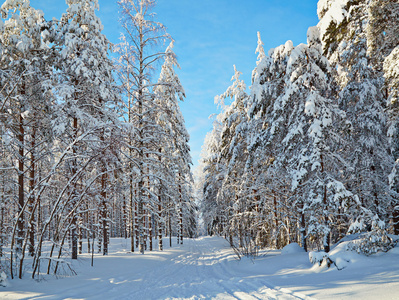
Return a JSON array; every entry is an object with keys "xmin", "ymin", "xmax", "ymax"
[
  {"xmin": 199, "ymin": 0, "xmax": 399, "ymax": 257},
  {"xmin": 1, "ymin": 0, "xmax": 399, "ymax": 289},
  {"xmin": 0, "ymin": 0, "xmax": 195, "ymax": 280}
]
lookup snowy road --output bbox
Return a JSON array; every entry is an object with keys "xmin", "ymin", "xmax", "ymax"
[
  {"xmin": 1, "ymin": 237, "xmax": 309, "ymax": 300},
  {"xmin": 3, "ymin": 236, "xmax": 399, "ymax": 299},
  {"xmin": 124, "ymin": 237, "xmax": 305, "ymax": 300}
]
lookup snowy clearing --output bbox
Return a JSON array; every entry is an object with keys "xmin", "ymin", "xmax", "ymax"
[{"xmin": 1, "ymin": 236, "xmax": 399, "ymax": 299}]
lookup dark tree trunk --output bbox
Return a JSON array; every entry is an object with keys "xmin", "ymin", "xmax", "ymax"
[
  {"xmin": 101, "ymin": 171, "xmax": 108, "ymax": 255},
  {"xmin": 28, "ymin": 127, "xmax": 36, "ymax": 257},
  {"xmin": 17, "ymin": 113, "xmax": 25, "ymax": 253},
  {"xmin": 71, "ymin": 117, "xmax": 78, "ymax": 260}
]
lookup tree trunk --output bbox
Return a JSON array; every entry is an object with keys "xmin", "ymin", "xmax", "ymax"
[
  {"xmin": 178, "ymin": 173, "xmax": 183, "ymax": 245},
  {"xmin": 71, "ymin": 117, "xmax": 78, "ymax": 260},
  {"xmin": 393, "ymin": 204, "xmax": 399, "ymax": 235},
  {"xmin": 147, "ymin": 161, "xmax": 152, "ymax": 251},
  {"xmin": 135, "ymin": 200, "xmax": 139, "ymax": 249},
  {"xmin": 78, "ymin": 215, "xmax": 83, "ymax": 255},
  {"xmin": 129, "ymin": 167, "xmax": 135, "ymax": 252},
  {"xmin": 323, "ymin": 185, "xmax": 330, "ymax": 253},
  {"xmin": 273, "ymin": 192, "xmax": 279, "ymax": 249},
  {"xmin": 122, "ymin": 196, "xmax": 127, "ymax": 239},
  {"xmin": 321, "ymin": 155, "xmax": 330, "ymax": 253},
  {"xmin": 300, "ymin": 208, "xmax": 307, "ymax": 252},
  {"xmin": 158, "ymin": 202, "xmax": 163, "ymax": 251},
  {"xmin": 101, "ymin": 171, "xmax": 108, "ymax": 255},
  {"xmin": 17, "ymin": 113, "xmax": 25, "ymax": 254},
  {"xmin": 169, "ymin": 212, "xmax": 172, "ymax": 248},
  {"xmin": 149, "ymin": 212, "xmax": 153, "ymax": 251},
  {"xmin": 28, "ymin": 127, "xmax": 36, "ymax": 257}
]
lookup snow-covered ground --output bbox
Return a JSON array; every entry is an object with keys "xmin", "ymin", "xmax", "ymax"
[{"xmin": 1, "ymin": 236, "xmax": 399, "ymax": 299}]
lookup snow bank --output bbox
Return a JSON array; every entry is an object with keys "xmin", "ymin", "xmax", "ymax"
[
  {"xmin": 2, "ymin": 237, "xmax": 399, "ymax": 300},
  {"xmin": 309, "ymin": 250, "xmax": 329, "ymax": 265},
  {"xmin": 281, "ymin": 242, "xmax": 305, "ymax": 255},
  {"xmin": 0, "ymin": 272, "xmax": 8, "ymax": 288}
]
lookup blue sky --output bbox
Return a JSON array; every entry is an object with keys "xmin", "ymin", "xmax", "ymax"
[{"xmin": 31, "ymin": 0, "xmax": 319, "ymax": 169}]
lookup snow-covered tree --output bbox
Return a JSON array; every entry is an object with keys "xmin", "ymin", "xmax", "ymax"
[
  {"xmin": 154, "ymin": 41, "xmax": 192, "ymax": 247},
  {"xmin": 0, "ymin": 0, "xmax": 57, "ymax": 278},
  {"xmin": 247, "ymin": 38, "xmax": 296, "ymax": 250},
  {"xmin": 215, "ymin": 65, "xmax": 252, "ymax": 249},
  {"xmin": 200, "ymin": 117, "xmax": 226, "ymax": 236},
  {"xmin": 45, "ymin": 0, "xmax": 119, "ymax": 260},
  {"xmin": 116, "ymin": 0, "xmax": 194, "ymax": 253},
  {"xmin": 318, "ymin": 0, "xmax": 397, "ymax": 237}
]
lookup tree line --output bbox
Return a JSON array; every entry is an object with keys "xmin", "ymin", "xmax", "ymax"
[
  {"xmin": 0, "ymin": 0, "xmax": 195, "ymax": 280},
  {"xmin": 199, "ymin": 0, "xmax": 399, "ymax": 257}
]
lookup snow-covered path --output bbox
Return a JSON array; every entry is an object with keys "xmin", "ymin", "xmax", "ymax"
[
  {"xmin": 125, "ymin": 237, "xmax": 304, "ymax": 300},
  {"xmin": 1, "ymin": 237, "xmax": 307, "ymax": 300},
  {"xmin": 2, "ymin": 236, "xmax": 399, "ymax": 299}
]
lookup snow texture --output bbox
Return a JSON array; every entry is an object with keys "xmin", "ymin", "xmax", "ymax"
[
  {"xmin": 281, "ymin": 242, "xmax": 305, "ymax": 255},
  {"xmin": 2, "ymin": 236, "xmax": 399, "ymax": 300}
]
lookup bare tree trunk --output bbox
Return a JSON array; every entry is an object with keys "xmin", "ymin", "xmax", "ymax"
[
  {"xmin": 0, "ymin": 206, "xmax": 4, "ymax": 257},
  {"xmin": 300, "ymin": 203, "xmax": 307, "ymax": 252},
  {"xmin": 138, "ymin": 180, "xmax": 144, "ymax": 254},
  {"xmin": 158, "ymin": 202, "xmax": 163, "ymax": 251},
  {"xmin": 87, "ymin": 203, "xmax": 91, "ymax": 254},
  {"xmin": 78, "ymin": 214, "xmax": 83, "ymax": 255},
  {"xmin": 28, "ymin": 127, "xmax": 36, "ymax": 256},
  {"xmin": 143, "ymin": 206, "xmax": 147, "ymax": 250},
  {"xmin": 321, "ymin": 155, "xmax": 330, "ymax": 253},
  {"xmin": 135, "ymin": 199, "xmax": 139, "ymax": 249},
  {"xmin": 16, "ymin": 112, "xmax": 25, "ymax": 256},
  {"xmin": 101, "ymin": 171, "xmax": 108, "ymax": 255},
  {"xmin": 393, "ymin": 204, "xmax": 399, "ymax": 235},
  {"xmin": 323, "ymin": 185, "xmax": 330, "ymax": 253},
  {"xmin": 169, "ymin": 211, "xmax": 172, "ymax": 248},
  {"xmin": 122, "ymin": 196, "xmax": 127, "ymax": 239},
  {"xmin": 178, "ymin": 173, "xmax": 183, "ymax": 245},
  {"xmin": 149, "ymin": 212, "xmax": 153, "ymax": 251},
  {"xmin": 129, "ymin": 159, "xmax": 135, "ymax": 252},
  {"xmin": 273, "ymin": 192, "xmax": 279, "ymax": 249},
  {"xmin": 71, "ymin": 117, "xmax": 78, "ymax": 260}
]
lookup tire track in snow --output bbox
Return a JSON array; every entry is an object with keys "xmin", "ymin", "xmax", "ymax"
[{"xmin": 187, "ymin": 237, "xmax": 312, "ymax": 300}]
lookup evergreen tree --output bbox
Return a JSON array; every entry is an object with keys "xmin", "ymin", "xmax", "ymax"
[
  {"xmin": 154, "ymin": 41, "xmax": 192, "ymax": 247},
  {"xmin": 318, "ymin": 0, "xmax": 397, "ymax": 237},
  {"xmin": 49, "ymin": 0, "xmax": 119, "ymax": 259}
]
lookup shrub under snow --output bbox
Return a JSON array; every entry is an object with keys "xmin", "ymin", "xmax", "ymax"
[
  {"xmin": 0, "ymin": 272, "xmax": 8, "ymax": 287},
  {"xmin": 347, "ymin": 216, "xmax": 398, "ymax": 256},
  {"xmin": 281, "ymin": 243, "xmax": 305, "ymax": 255}
]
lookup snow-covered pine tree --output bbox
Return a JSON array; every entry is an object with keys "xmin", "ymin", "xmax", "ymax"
[
  {"xmin": 215, "ymin": 65, "xmax": 252, "ymax": 251},
  {"xmin": 369, "ymin": 0, "xmax": 399, "ymax": 234},
  {"xmin": 48, "ymin": 0, "xmax": 119, "ymax": 259},
  {"xmin": 113, "ymin": 33, "xmax": 139, "ymax": 252},
  {"xmin": 366, "ymin": 0, "xmax": 399, "ymax": 71},
  {"xmin": 0, "ymin": 0, "xmax": 56, "ymax": 278},
  {"xmin": 271, "ymin": 27, "xmax": 353, "ymax": 252},
  {"xmin": 247, "ymin": 35, "xmax": 295, "ymax": 250},
  {"xmin": 317, "ymin": 0, "xmax": 397, "ymax": 239},
  {"xmin": 200, "ymin": 117, "xmax": 227, "ymax": 236},
  {"xmin": 154, "ymin": 41, "xmax": 193, "ymax": 247},
  {"xmin": 117, "ymin": 0, "xmax": 175, "ymax": 254}
]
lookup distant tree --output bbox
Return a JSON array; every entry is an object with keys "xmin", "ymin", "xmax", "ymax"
[
  {"xmin": 215, "ymin": 65, "xmax": 251, "ymax": 249},
  {"xmin": 117, "ymin": 0, "xmax": 194, "ymax": 253}
]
